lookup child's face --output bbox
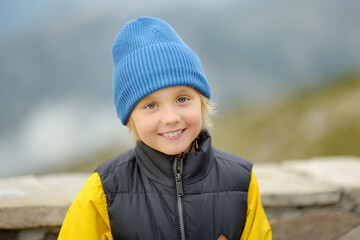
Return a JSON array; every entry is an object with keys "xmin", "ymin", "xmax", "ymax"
[{"xmin": 130, "ymin": 86, "xmax": 203, "ymax": 156}]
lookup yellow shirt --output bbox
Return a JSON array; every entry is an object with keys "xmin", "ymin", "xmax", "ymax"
[{"xmin": 58, "ymin": 171, "xmax": 271, "ymax": 240}]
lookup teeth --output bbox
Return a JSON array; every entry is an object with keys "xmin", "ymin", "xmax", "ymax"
[{"xmin": 162, "ymin": 130, "xmax": 182, "ymax": 137}]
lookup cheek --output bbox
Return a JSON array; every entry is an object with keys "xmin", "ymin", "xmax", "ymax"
[
  {"xmin": 135, "ymin": 116, "xmax": 158, "ymax": 138},
  {"xmin": 187, "ymin": 106, "xmax": 203, "ymax": 128}
]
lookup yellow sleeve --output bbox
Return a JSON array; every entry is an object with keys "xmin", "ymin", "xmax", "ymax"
[
  {"xmin": 58, "ymin": 172, "xmax": 113, "ymax": 240},
  {"xmin": 240, "ymin": 171, "xmax": 272, "ymax": 240}
]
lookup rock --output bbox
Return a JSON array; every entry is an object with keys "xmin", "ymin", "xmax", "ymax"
[
  {"xmin": 39, "ymin": 173, "xmax": 89, "ymax": 201},
  {"xmin": 0, "ymin": 230, "xmax": 16, "ymax": 240},
  {"xmin": 254, "ymin": 163, "xmax": 340, "ymax": 207},
  {"xmin": 0, "ymin": 174, "xmax": 89, "ymax": 229},
  {"xmin": 340, "ymin": 188, "xmax": 360, "ymax": 213},
  {"xmin": 18, "ymin": 229, "xmax": 46, "ymax": 240},
  {"xmin": 339, "ymin": 225, "xmax": 360, "ymax": 240},
  {"xmin": 0, "ymin": 176, "xmax": 67, "ymax": 229},
  {"xmin": 271, "ymin": 211, "xmax": 360, "ymax": 240},
  {"xmin": 284, "ymin": 156, "xmax": 360, "ymax": 188}
]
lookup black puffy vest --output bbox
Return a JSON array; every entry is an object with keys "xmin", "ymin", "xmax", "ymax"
[{"xmin": 96, "ymin": 131, "xmax": 252, "ymax": 240}]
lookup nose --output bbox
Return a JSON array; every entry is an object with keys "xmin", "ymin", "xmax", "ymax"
[{"xmin": 161, "ymin": 105, "xmax": 180, "ymax": 125}]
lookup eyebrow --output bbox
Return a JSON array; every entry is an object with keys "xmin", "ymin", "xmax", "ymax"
[
  {"xmin": 174, "ymin": 86, "xmax": 192, "ymax": 94},
  {"xmin": 140, "ymin": 86, "xmax": 195, "ymax": 103}
]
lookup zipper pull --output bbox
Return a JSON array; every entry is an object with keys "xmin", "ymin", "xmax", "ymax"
[
  {"xmin": 175, "ymin": 173, "xmax": 184, "ymax": 197},
  {"xmin": 195, "ymin": 139, "xmax": 199, "ymax": 150},
  {"xmin": 174, "ymin": 155, "xmax": 184, "ymax": 197}
]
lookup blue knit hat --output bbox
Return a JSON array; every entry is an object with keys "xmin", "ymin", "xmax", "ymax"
[{"xmin": 112, "ymin": 17, "xmax": 211, "ymax": 125}]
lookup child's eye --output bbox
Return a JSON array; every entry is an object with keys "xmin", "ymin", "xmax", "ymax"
[
  {"xmin": 145, "ymin": 103, "xmax": 157, "ymax": 109},
  {"xmin": 177, "ymin": 97, "xmax": 188, "ymax": 103}
]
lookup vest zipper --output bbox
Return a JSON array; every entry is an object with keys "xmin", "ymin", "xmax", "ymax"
[{"xmin": 174, "ymin": 155, "xmax": 185, "ymax": 240}]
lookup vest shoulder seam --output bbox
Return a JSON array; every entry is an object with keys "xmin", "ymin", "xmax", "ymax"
[
  {"xmin": 97, "ymin": 159, "xmax": 136, "ymax": 178},
  {"xmin": 96, "ymin": 149, "xmax": 136, "ymax": 178},
  {"xmin": 213, "ymin": 148, "xmax": 253, "ymax": 173}
]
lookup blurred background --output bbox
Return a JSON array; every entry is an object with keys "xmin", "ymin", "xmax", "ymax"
[{"xmin": 1, "ymin": 0, "xmax": 359, "ymax": 178}]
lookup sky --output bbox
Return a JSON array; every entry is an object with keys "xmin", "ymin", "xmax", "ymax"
[{"xmin": 1, "ymin": 0, "xmax": 359, "ymax": 177}]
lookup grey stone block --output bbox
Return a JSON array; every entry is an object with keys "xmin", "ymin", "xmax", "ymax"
[
  {"xmin": 339, "ymin": 225, "xmax": 360, "ymax": 240},
  {"xmin": 39, "ymin": 173, "xmax": 89, "ymax": 200},
  {"xmin": 271, "ymin": 211, "xmax": 360, "ymax": 240},
  {"xmin": 0, "ymin": 173, "xmax": 89, "ymax": 229},
  {"xmin": 254, "ymin": 163, "xmax": 341, "ymax": 207},
  {"xmin": 284, "ymin": 156, "xmax": 360, "ymax": 188},
  {"xmin": 18, "ymin": 229, "xmax": 46, "ymax": 240}
]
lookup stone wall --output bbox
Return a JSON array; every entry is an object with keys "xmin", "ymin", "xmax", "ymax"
[
  {"xmin": 1, "ymin": 156, "xmax": 359, "ymax": 240},
  {"xmin": 255, "ymin": 156, "xmax": 360, "ymax": 240}
]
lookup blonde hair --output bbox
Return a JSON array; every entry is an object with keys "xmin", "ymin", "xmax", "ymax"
[{"xmin": 127, "ymin": 92, "xmax": 215, "ymax": 141}]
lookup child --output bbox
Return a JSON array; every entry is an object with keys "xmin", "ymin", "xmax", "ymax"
[{"xmin": 58, "ymin": 17, "xmax": 272, "ymax": 240}]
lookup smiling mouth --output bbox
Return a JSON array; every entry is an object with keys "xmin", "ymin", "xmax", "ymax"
[{"xmin": 160, "ymin": 129, "xmax": 185, "ymax": 138}]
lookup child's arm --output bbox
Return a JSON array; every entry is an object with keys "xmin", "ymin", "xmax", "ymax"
[
  {"xmin": 58, "ymin": 172, "xmax": 113, "ymax": 240},
  {"xmin": 240, "ymin": 171, "xmax": 272, "ymax": 240}
]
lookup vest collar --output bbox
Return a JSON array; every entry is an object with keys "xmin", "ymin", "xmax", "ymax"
[{"xmin": 134, "ymin": 130, "xmax": 214, "ymax": 187}]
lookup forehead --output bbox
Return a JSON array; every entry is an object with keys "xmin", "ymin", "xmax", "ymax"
[{"xmin": 143, "ymin": 85, "xmax": 198, "ymax": 100}]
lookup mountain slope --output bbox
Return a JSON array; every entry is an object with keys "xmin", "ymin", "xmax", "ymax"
[{"xmin": 212, "ymin": 74, "xmax": 360, "ymax": 162}]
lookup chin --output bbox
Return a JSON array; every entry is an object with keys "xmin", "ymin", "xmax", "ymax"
[
  {"xmin": 162, "ymin": 150, "xmax": 182, "ymax": 156},
  {"xmin": 160, "ymin": 147, "xmax": 186, "ymax": 156}
]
